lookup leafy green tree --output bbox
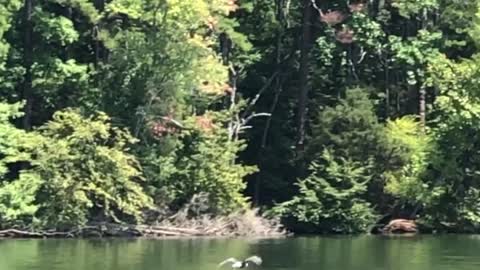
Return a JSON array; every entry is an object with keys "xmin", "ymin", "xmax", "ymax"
[
  {"xmin": 272, "ymin": 89, "xmax": 382, "ymax": 233},
  {"xmin": 0, "ymin": 103, "xmax": 153, "ymax": 229},
  {"xmin": 307, "ymin": 88, "xmax": 384, "ymax": 163},
  {"xmin": 273, "ymin": 150, "xmax": 376, "ymax": 233},
  {"xmin": 32, "ymin": 109, "xmax": 153, "ymax": 228},
  {"xmin": 383, "ymin": 116, "xmax": 432, "ymax": 216},
  {"xmin": 1, "ymin": 0, "xmax": 99, "ymax": 128},
  {"xmin": 142, "ymin": 112, "xmax": 257, "ymax": 215},
  {"xmin": 0, "ymin": 0, "xmax": 21, "ymax": 70},
  {"xmin": 97, "ymin": 0, "xmax": 232, "ymax": 131},
  {"xmin": 418, "ymin": 53, "xmax": 480, "ymax": 231},
  {"xmin": 0, "ymin": 102, "xmax": 42, "ymax": 227}
]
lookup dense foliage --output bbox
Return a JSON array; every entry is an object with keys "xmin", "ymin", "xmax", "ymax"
[
  {"xmin": 2, "ymin": 0, "xmax": 480, "ymax": 234},
  {"xmin": 0, "ymin": 103, "xmax": 152, "ymax": 229}
]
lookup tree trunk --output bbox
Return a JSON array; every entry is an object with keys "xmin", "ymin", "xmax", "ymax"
[
  {"xmin": 94, "ymin": 0, "xmax": 106, "ymax": 65},
  {"xmin": 254, "ymin": 0, "xmax": 287, "ymax": 206},
  {"xmin": 94, "ymin": 0, "xmax": 105, "ymax": 10},
  {"xmin": 419, "ymin": 86, "xmax": 426, "ymax": 133},
  {"xmin": 418, "ymin": 8, "xmax": 427, "ymax": 133},
  {"xmin": 22, "ymin": 0, "xmax": 34, "ymax": 130},
  {"xmin": 218, "ymin": 32, "xmax": 238, "ymax": 141},
  {"xmin": 384, "ymin": 56, "xmax": 390, "ymax": 119},
  {"xmin": 295, "ymin": 0, "xmax": 312, "ymax": 154}
]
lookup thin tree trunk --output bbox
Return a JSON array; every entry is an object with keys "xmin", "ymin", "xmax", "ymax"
[
  {"xmin": 22, "ymin": 0, "xmax": 34, "ymax": 130},
  {"xmin": 396, "ymin": 89, "xmax": 400, "ymax": 115},
  {"xmin": 261, "ymin": 0, "xmax": 285, "ymax": 150},
  {"xmin": 219, "ymin": 33, "xmax": 237, "ymax": 141},
  {"xmin": 94, "ymin": 0, "xmax": 105, "ymax": 65},
  {"xmin": 296, "ymin": 0, "xmax": 312, "ymax": 154},
  {"xmin": 419, "ymin": 86, "xmax": 426, "ymax": 133},
  {"xmin": 254, "ymin": 0, "xmax": 286, "ymax": 206},
  {"xmin": 418, "ymin": 8, "xmax": 428, "ymax": 133},
  {"xmin": 64, "ymin": 7, "xmax": 72, "ymax": 60},
  {"xmin": 385, "ymin": 57, "xmax": 390, "ymax": 118},
  {"xmin": 219, "ymin": 33, "xmax": 232, "ymax": 66},
  {"xmin": 229, "ymin": 71, "xmax": 239, "ymax": 141},
  {"xmin": 94, "ymin": 0, "xmax": 105, "ymax": 10},
  {"xmin": 94, "ymin": 26, "xmax": 101, "ymax": 65},
  {"xmin": 385, "ymin": 88, "xmax": 390, "ymax": 118},
  {"xmin": 260, "ymin": 86, "xmax": 281, "ymax": 149}
]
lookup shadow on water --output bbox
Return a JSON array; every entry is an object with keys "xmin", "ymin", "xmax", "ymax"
[{"xmin": 1, "ymin": 235, "xmax": 480, "ymax": 270}]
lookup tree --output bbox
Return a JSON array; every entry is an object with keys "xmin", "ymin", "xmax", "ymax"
[
  {"xmin": 142, "ymin": 112, "xmax": 257, "ymax": 215},
  {"xmin": 1, "ymin": 0, "xmax": 97, "ymax": 127},
  {"xmin": 273, "ymin": 150, "xmax": 376, "ymax": 233},
  {"xmin": 32, "ymin": 109, "xmax": 153, "ymax": 228},
  {"xmin": 383, "ymin": 116, "xmax": 432, "ymax": 218},
  {"xmin": 0, "ymin": 103, "xmax": 153, "ymax": 229},
  {"xmin": 296, "ymin": 0, "xmax": 313, "ymax": 155},
  {"xmin": 0, "ymin": 102, "xmax": 41, "ymax": 227}
]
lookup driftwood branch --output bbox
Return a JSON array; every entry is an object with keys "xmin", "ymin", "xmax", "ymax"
[{"xmin": 0, "ymin": 227, "xmax": 89, "ymax": 238}]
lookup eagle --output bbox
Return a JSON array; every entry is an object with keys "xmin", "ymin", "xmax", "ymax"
[{"xmin": 218, "ymin": 256, "xmax": 263, "ymax": 268}]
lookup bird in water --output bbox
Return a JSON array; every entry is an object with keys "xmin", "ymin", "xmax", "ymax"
[{"xmin": 218, "ymin": 255, "xmax": 263, "ymax": 268}]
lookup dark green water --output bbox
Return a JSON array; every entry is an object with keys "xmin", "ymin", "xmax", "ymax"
[{"xmin": 1, "ymin": 236, "xmax": 480, "ymax": 270}]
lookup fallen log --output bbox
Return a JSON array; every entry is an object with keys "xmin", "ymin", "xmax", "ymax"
[
  {"xmin": 0, "ymin": 229, "xmax": 80, "ymax": 238},
  {"xmin": 0, "ymin": 225, "xmax": 208, "ymax": 238},
  {"xmin": 0, "ymin": 229, "xmax": 44, "ymax": 237},
  {"xmin": 141, "ymin": 228, "xmax": 189, "ymax": 236},
  {"xmin": 137, "ymin": 225, "xmax": 203, "ymax": 235}
]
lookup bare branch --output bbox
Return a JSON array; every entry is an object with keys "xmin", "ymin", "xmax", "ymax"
[
  {"xmin": 357, "ymin": 48, "xmax": 367, "ymax": 64},
  {"xmin": 310, "ymin": 0, "xmax": 324, "ymax": 17},
  {"xmin": 160, "ymin": 116, "xmax": 185, "ymax": 129},
  {"xmin": 239, "ymin": 126, "xmax": 253, "ymax": 131},
  {"xmin": 243, "ymin": 113, "xmax": 272, "ymax": 125},
  {"xmin": 149, "ymin": 116, "xmax": 186, "ymax": 129}
]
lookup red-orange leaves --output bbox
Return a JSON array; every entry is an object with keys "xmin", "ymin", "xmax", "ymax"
[
  {"xmin": 195, "ymin": 115, "xmax": 215, "ymax": 133},
  {"xmin": 349, "ymin": 2, "xmax": 366, "ymax": 13},
  {"xmin": 320, "ymin": 10, "xmax": 346, "ymax": 26},
  {"xmin": 225, "ymin": 0, "xmax": 239, "ymax": 12}
]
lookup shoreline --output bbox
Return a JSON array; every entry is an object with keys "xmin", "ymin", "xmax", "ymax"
[
  {"xmin": 2, "ymin": 228, "xmax": 479, "ymax": 239},
  {"xmin": 0, "ymin": 223, "xmax": 288, "ymax": 239},
  {"xmin": 3, "ymin": 233, "xmax": 479, "ymax": 240}
]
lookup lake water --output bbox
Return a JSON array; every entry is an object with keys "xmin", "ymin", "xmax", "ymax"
[{"xmin": 1, "ymin": 236, "xmax": 480, "ymax": 270}]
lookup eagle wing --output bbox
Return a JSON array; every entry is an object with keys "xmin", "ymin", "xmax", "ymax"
[
  {"xmin": 245, "ymin": 256, "xmax": 262, "ymax": 265},
  {"xmin": 218, "ymin": 257, "xmax": 239, "ymax": 267}
]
